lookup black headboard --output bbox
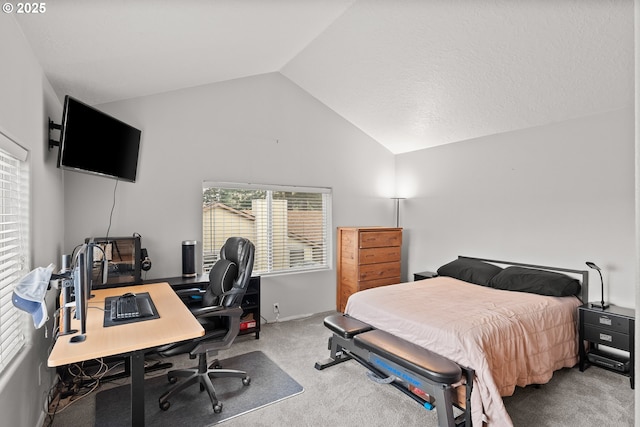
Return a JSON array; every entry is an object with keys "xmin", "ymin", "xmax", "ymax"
[{"xmin": 458, "ymin": 256, "xmax": 589, "ymax": 303}]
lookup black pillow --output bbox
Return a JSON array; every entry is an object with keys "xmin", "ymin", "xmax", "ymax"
[
  {"xmin": 436, "ymin": 258, "xmax": 503, "ymax": 286},
  {"xmin": 488, "ymin": 266, "xmax": 581, "ymax": 297}
]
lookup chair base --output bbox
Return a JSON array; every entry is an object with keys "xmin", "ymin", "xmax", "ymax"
[{"xmin": 158, "ymin": 354, "xmax": 250, "ymax": 413}]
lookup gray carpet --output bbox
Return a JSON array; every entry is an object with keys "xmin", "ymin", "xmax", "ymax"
[
  {"xmin": 45, "ymin": 311, "xmax": 634, "ymax": 427},
  {"xmin": 94, "ymin": 351, "xmax": 303, "ymax": 426}
]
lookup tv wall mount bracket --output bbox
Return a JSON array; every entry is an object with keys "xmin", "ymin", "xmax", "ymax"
[{"xmin": 48, "ymin": 118, "xmax": 61, "ymax": 151}]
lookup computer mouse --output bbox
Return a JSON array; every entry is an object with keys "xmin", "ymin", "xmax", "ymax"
[{"xmin": 121, "ymin": 292, "xmax": 136, "ymax": 298}]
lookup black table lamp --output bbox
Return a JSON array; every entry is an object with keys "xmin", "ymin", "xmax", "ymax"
[{"xmin": 586, "ymin": 261, "xmax": 609, "ymax": 309}]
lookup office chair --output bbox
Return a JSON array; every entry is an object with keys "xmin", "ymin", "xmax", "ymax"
[{"xmin": 157, "ymin": 237, "xmax": 255, "ymax": 413}]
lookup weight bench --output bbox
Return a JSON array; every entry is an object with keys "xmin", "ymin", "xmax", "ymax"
[{"xmin": 315, "ymin": 314, "xmax": 474, "ymax": 427}]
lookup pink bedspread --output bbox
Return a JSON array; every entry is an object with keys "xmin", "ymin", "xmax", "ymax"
[{"xmin": 345, "ymin": 277, "xmax": 581, "ymax": 426}]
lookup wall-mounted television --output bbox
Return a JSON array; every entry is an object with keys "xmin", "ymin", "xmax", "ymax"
[{"xmin": 58, "ymin": 95, "xmax": 142, "ymax": 182}]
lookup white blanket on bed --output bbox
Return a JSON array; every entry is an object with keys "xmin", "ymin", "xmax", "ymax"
[{"xmin": 345, "ymin": 277, "xmax": 581, "ymax": 426}]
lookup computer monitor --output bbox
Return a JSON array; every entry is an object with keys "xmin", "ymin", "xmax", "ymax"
[
  {"xmin": 85, "ymin": 236, "xmax": 141, "ymax": 287},
  {"xmin": 70, "ymin": 245, "xmax": 89, "ymax": 343}
]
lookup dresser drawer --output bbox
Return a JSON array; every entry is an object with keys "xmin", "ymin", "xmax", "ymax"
[
  {"xmin": 584, "ymin": 328, "xmax": 630, "ymax": 351},
  {"xmin": 359, "ymin": 262, "xmax": 401, "ymax": 281},
  {"xmin": 583, "ymin": 310, "xmax": 630, "ymax": 333},
  {"xmin": 359, "ymin": 247, "xmax": 401, "ymax": 265},
  {"xmin": 359, "ymin": 231, "xmax": 401, "ymax": 248},
  {"xmin": 358, "ymin": 276, "xmax": 401, "ymax": 291}
]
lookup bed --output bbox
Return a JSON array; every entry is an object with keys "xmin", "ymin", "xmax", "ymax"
[{"xmin": 344, "ymin": 256, "xmax": 588, "ymax": 426}]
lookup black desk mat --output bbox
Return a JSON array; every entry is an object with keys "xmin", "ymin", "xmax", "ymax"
[{"xmin": 103, "ymin": 292, "xmax": 160, "ymax": 327}]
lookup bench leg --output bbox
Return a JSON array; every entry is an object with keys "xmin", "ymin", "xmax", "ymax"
[
  {"xmin": 315, "ymin": 335, "xmax": 353, "ymax": 370},
  {"xmin": 431, "ymin": 384, "xmax": 456, "ymax": 427}
]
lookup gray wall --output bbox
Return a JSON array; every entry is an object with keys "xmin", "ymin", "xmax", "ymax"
[
  {"xmin": 0, "ymin": 15, "xmax": 65, "ymax": 427},
  {"xmin": 62, "ymin": 72, "xmax": 397, "ymax": 322},
  {"xmin": 396, "ymin": 108, "xmax": 635, "ymax": 307}
]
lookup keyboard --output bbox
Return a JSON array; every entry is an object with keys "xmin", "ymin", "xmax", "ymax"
[{"xmin": 110, "ymin": 295, "xmax": 154, "ymax": 321}]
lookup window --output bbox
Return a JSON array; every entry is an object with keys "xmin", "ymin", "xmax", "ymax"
[
  {"xmin": 0, "ymin": 129, "xmax": 29, "ymax": 374},
  {"xmin": 202, "ymin": 182, "xmax": 331, "ymax": 275}
]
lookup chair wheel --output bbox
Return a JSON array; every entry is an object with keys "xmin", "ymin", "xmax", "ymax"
[
  {"xmin": 242, "ymin": 376, "xmax": 251, "ymax": 386},
  {"xmin": 214, "ymin": 403, "xmax": 223, "ymax": 414},
  {"xmin": 168, "ymin": 376, "xmax": 177, "ymax": 384},
  {"xmin": 160, "ymin": 400, "xmax": 170, "ymax": 411}
]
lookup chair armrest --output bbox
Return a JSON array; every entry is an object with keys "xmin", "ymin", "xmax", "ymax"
[
  {"xmin": 191, "ymin": 305, "xmax": 243, "ymax": 320},
  {"xmin": 190, "ymin": 306, "xmax": 244, "ymax": 356},
  {"xmin": 175, "ymin": 287, "xmax": 206, "ymax": 298}
]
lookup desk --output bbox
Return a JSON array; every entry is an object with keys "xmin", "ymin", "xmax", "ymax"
[
  {"xmin": 48, "ymin": 282, "xmax": 204, "ymax": 426},
  {"xmin": 143, "ymin": 275, "xmax": 262, "ymax": 339}
]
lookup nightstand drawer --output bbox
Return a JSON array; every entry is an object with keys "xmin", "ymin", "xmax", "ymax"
[
  {"xmin": 583, "ymin": 310, "xmax": 630, "ymax": 333},
  {"xmin": 584, "ymin": 328, "xmax": 631, "ymax": 351}
]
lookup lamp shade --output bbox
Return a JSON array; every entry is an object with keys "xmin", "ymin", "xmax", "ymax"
[{"xmin": 585, "ymin": 261, "xmax": 600, "ymax": 271}]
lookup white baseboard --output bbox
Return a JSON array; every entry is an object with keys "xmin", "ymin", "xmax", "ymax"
[{"xmin": 268, "ymin": 313, "xmax": 314, "ymax": 323}]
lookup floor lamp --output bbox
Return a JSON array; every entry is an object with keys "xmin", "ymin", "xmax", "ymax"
[{"xmin": 391, "ymin": 197, "xmax": 405, "ymax": 227}]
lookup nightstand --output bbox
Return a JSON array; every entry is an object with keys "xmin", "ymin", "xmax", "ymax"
[
  {"xmin": 413, "ymin": 271, "xmax": 437, "ymax": 281},
  {"xmin": 578, "ymin": 303, "xmax": 634, "ymax": 389}
]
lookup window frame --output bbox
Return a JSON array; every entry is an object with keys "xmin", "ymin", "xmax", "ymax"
[
  {"xmin": 0, "ymin": 128, "xmax": 30, "ymax": 375},
  {"xmin": 202, "ymin": 181, "xmax": 332, "ymax": 276}
]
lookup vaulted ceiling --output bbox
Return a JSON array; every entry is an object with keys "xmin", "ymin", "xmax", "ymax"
[{"xmin": 15, "ymin": 0, "xmax": 634, "ymax": 154}]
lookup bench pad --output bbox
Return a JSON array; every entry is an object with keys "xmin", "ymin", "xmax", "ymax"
[
  {"xmin": 354, "ymin": 329, "xmax": 462, "ymax": 385},
  {"xmin": 324, "ymin": 314, "xmax": 373, "ymax": 339}
]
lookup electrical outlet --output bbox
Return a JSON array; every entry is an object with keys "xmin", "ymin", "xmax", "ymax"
[{"xmin": 273, "ymin": 303, "xmax": 280, "ymax": 314}]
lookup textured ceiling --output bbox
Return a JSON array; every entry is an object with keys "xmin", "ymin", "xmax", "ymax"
[{"xmin": 15, "ymin": 0, "xmax": 634, "ymax": 154}]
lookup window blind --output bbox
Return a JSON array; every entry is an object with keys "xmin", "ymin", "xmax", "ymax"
[
  {"xmin": 202, "ymin": 182, "xmax": 331, "ymax": 275},
  {"xmin": 0, "ymin": 132, "xmax": 29, "ymax": 374}
]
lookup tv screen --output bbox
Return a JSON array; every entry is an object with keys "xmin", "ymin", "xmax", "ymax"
[{"xmin": 58, "ymin": 95, "xmax": 141, "ymax": 182}]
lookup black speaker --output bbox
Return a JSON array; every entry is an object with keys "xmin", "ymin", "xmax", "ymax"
[{"xmin": 182, "ymin": 241, "xmax": 196, "ymax": 277}]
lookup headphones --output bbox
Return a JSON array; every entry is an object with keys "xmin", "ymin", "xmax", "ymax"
[
  {"xmin": 134, "ymin": 233, "xmax": 152, "ymax": 272},
  {"xmin": 140, "ymin": 248, "xmax": 152, "ymax": 271}
]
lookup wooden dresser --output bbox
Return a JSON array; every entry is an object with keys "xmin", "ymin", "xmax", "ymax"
[{"xmin": 336, "ymin": 227, "xmax": 402, "ymax": 312}]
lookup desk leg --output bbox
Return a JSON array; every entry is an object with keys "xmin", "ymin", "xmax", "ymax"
[{"xmin": 130, "ymin": 350, "xmax": 145, "ymax": 426}]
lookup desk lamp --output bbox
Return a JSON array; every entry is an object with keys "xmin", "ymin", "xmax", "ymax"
[{"xmin": 586, "ymin": 261, "xmax": 609, "ymax": 310}]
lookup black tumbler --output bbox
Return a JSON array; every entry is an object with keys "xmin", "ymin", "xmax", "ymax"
[{"xmin": 182, "ymin": 240, "xmax": 197, "ymax": 277}]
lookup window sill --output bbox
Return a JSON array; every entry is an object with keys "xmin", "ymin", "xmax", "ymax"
[{"xmin": 256, "ymin": 266, "xmax": 331, "ymax": 278}]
